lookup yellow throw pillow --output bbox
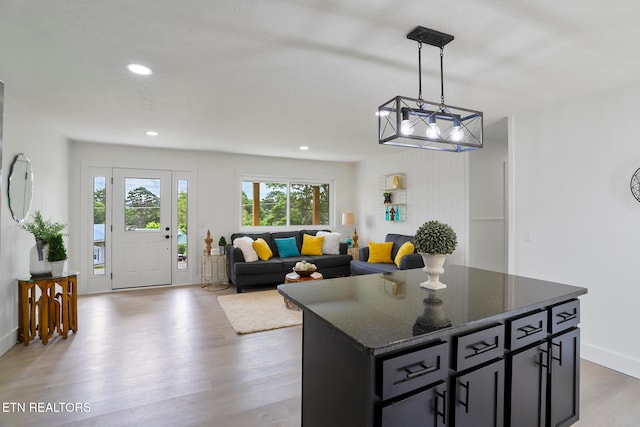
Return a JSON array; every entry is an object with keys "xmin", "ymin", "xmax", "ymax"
[
  {"xmin": 368, "ymin": 241, "xmax": 394, "ymax": 263},
  {"xmin": 252, "ymin": 238, "xmax": 273, "ymax": 260},
  {"xmin": 394, "ymin": 241, "xmax": 415, "ymax": 267},
  {"xmin": 301, "ymin": 234, "xmax": 324, "ymax": 256}
]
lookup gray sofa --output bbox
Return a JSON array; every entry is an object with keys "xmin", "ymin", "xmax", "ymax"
[
  {"xmin": 227, "ymin": 230, "xmax": 352, "ymax": 292},
  {"xmin": 350, "ymin": 233, "xmax": 424, "ymax": 275}
]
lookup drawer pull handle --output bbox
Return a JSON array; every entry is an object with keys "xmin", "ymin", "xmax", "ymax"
[
  {"xmin": 518, "ymin": 324, "xmax": 543, "ymax": 337},
  {"xmin": 557, "ymin": 311, "xmax": 577, "ymax": 323},
  {"xmin": 403, "ymin": 362, "xmax": 438, "ymax": 379},
  {"xmin": 468, "ymin": 341, "xmax": 498, "ymax": 356}
]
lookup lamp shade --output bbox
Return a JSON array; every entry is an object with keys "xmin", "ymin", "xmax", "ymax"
[{"xmin": 342, "ymin": 212, "xmax": 355, "ymax": 226}]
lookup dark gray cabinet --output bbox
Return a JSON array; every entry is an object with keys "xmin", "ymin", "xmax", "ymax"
[
  {"xmin": 507, "ymin": 342, "xmax": 548, "ymax": 427},
  {"xmin": 453, "ymin": 359, "xmax": 504, "ymax": 427},
  {"xmin": 277, "ymin": 266, "xmax": 587, "ymax": 427},
  {"xmin": 549, "ymin": 328, "xmax": 580, "ymax": 427},
  {"xmin": 506, "ymin": 301, "xmax": 581, "ymax": 427}
]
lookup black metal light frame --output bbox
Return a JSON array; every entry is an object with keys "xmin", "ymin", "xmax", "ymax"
[{"xmin": 378, "ymin": 26, "xmax": 483, "ymax": 152}]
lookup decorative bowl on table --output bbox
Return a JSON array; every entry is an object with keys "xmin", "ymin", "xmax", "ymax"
[
  {"xmin": 294, "ymin": 268, "xmax": 316, "ymax": 277},
  {"xmin": 293, "ymin": 260, "xmax": 317, "ymax": 277}
]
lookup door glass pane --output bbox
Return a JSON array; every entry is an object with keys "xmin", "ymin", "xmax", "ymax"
[
  {"xmin": 177, "ymin": 179, "xmax": 188, "ymax": 270},
  {"xmin": 93, "ymin": 177, "xmax": 106, "ymax": 276},
  {"xmin": 124, "ymin": 178, "xmax": 161, "ymax": 231}
]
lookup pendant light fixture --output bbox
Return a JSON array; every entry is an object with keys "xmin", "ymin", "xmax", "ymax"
[{"xmin": 378, "ymin": 26, "xmax": 483, "ymax": 152}]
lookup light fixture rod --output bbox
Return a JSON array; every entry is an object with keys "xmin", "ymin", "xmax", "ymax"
[
  {"xmin": 440, "ymin": 47, "xmax": 445, "ymax": 107},
  {"xmin": 418, "ymin": 42, "xmax": 423, "ymax": 103}
]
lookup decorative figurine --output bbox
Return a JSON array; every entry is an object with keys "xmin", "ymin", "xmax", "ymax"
[{"xmin": 204, "ymin": 229, "xmax": 213, "ymax": 255}]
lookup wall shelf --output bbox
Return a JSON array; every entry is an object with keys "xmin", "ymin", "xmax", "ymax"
[{"xmin": 381, "ymin": 173, "xmax": 406, "ymax": 222}]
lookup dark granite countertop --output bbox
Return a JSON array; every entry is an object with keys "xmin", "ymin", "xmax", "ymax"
[{"xmin": 277, "ymin": 265, "xmax": 587, "ymax": 355}]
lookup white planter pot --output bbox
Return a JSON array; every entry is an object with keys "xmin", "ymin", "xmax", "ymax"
[
  {"xmin": 419, "ymin": 253, "xmax": 447, "ymax": 290},
  {"xmin": 49, "ymin": 260, "xmax": 66, "ymax": 277}
]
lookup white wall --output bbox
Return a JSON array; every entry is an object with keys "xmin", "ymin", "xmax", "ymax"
[
  {"xmin": 0, "ymin": 93, "xmax": 70, "ymax": 356},
  {"xmin": 70, "ymin": 142, "xmax": 356, "ymax": 293},
  {"xmin": 511, "ymin": 83, "xmax": 640, "ymax": 378},
  {"xmin": 355, "ymin": 147, "xmax": 468, "ymax": 266}
]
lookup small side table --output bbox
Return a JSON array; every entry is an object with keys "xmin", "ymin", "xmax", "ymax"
[
  {"xmin": 347, "ymin": 247, "xmax": 360, "ymax": 261},
  {"xmin": 201, "ymin": 253, "xmax": 229, "ymax": 290},
  {"xmin": 17, "ymin": 273, "xmax": 78, "ymax": 346},
  {"xmin": 283, "ymin": 271, "xmax": 324, "ymax": 310}
]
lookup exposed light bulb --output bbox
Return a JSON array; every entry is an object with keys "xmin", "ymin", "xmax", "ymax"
[
  {"xmin": 127, "ymin": 63, "xmax": 153, "ymax": 76},
  {"xmin": 400, "ymin": 120, "xmax": 414, "ymax": 136},
  {"xmin": 450, "ymin": 126, "xmax": 464, "ymax": 142},
  {"xmin": 376, "ymin": 110, "xmax": 390, "ymax": 117},
  {"xmin": 426, "ymin": 123, "xmax": 441, "ymax": 139}
]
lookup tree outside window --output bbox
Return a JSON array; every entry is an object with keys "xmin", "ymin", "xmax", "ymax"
[{"xmin": 242, "ymin": 180, "xmax": 330, "ymax": 226}]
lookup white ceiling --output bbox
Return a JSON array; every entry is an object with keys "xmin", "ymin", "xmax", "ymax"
[{"xmin": 2, "ymin": 0, "xmax": 640, "ymax": 162}]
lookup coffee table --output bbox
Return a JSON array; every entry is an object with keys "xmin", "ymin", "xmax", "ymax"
[{"xmin": 283, "ymin": 271, "xmax": 323, "ymax": 310}]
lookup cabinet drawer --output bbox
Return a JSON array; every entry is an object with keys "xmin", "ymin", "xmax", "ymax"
[
  {"xmin": 379, "ymin": 341, "xmax": 449, "ymax": 400},
  {"xmin": 507, "ymin": 310, "xmax": 548, "ymax": 350},
  {"xmin": 454, "ymin": 324, "xmax": 504, "ymax": 371},
  {"xmin": 550, "ymin": 299, "xmax": 580, "ymax": 334}
]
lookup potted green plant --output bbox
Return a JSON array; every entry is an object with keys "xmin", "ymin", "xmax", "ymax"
[
  {"xmin": 218, "ymin": 236, "xmax": 227, "ymax": 255},
  {"xmin": 414, "ymin": 220, "xmax": 457, "ymax": 290},
  {"xmin": 21, "ymin": 210, "xmax": 66, "ymax": 276},
  {"xmin": 47, "ymin": 233, "xmax": 68, "ymax": 277}
]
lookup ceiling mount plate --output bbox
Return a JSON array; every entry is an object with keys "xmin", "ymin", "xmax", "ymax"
[{"xmin": 406, "ymin": 26, "xmax": 454, "ymax": 48}]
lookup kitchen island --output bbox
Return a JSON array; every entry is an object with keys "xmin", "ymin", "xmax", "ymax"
[{"xmin": 278, "ymin": 265, "xmax": 587, "ymax": 427}]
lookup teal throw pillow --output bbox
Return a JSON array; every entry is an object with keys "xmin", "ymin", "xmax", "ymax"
[{"xmin": 274, "ymin": 237, "xmax": 300, "ymax": 258}]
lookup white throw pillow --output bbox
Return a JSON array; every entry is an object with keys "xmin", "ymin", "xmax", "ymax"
[
  {"xmin": 233, "ymin": 236, "xmax": 259, "ymax": 262},
  {"xmin": 317, "ymin": 231, "xmax": 341, "ymax": 255}
]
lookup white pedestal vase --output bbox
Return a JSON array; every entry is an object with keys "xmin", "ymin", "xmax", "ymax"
[
  {"xmin": 29, "ymin": 240, "xmax": 51, "ymax": 277},
  {"xmin": 419, "ymin": 253, "xmax": 447, "ymax": 290}
]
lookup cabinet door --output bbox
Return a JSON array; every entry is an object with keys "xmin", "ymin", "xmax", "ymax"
[
  {"xmin": 381, "ymin": 382, "xmax": 447, "ymax": 427},
  {"xmin": 507, "ymin": 343, "xmax": 547, "ymax": 427},
  {"xmin": 453, "ymin": 359, "xmax": 504, "ymax": 427},
  {"xmin": 549, "ymin": 328, "xmax": 580, "ymax": 427}
]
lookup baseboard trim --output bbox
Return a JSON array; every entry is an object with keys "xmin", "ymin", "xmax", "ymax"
[
  {"xmin": 0, "ymin": 328, "xmax": 18, "ymax": 358},
  {"xmin": 582, "ymin": 342, "xmax": 640, "ymax": 379}
]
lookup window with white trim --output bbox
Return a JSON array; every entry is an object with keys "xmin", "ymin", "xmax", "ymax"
[{"xmin": 241, "ymin": 179, "xmax": 331, "ymax": 227}]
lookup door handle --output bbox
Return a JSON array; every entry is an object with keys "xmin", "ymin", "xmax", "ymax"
[{"xmin": 164, "ymin": 235, "xmax": 170, "ymax": 239}]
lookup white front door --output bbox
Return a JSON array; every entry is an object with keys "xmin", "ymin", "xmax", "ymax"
[{"xmin": 112, "ymin": 168, "xmax": 172, "ymax": 289}]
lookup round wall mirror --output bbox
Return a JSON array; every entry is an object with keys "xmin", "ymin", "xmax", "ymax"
[{"xmin": 8, "ymin": 153, "xmax": 34, "ymax": 223}]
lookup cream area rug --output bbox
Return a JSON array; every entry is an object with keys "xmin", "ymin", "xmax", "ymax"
[{"xmin": 218, "ymin": 290, "xmax": 302, "ymax": 334}]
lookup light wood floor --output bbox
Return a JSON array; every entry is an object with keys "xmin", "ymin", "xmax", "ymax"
[{"xmin": 0, "ymin": 284, "xmax": 638, "ymax": 426}]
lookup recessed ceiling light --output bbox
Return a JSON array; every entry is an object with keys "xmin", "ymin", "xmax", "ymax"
[
  {"xmin": 146, "ymin": 131, "xmax": 159, "ymax": 136},
  {"xmin": 127, "ymin": 63, "xmax": 153, "ymax": 76},
  {"xmin": 299, "ymin": 146, "xmax": 309, "ymax": 150}
]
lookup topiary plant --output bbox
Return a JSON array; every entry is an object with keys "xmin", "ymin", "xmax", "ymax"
[
  {"xmin": 47, "ymin": 233, "xmax": 68, "ymax": 262},
  {"xmin": 414, "ymin": 220, "xmax": 457, "ymax": 255},
  {"xmin": 218, "ymin": 236, "xmax": 227, "ymax": 247}
]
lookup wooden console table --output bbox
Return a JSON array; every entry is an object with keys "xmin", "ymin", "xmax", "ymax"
[{"xmin": 17, "ymin": 273, "xmax": 78, "ymax": 346}]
